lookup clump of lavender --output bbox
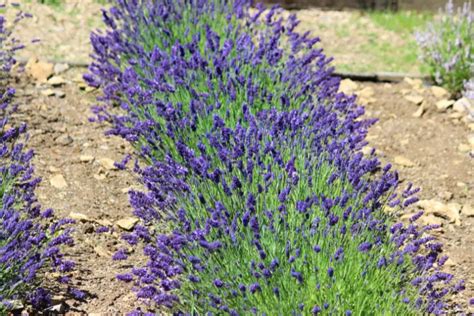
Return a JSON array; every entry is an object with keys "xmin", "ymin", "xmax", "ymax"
[
  {"xmin": 0, "ymin": 4, "xmax": 28, "ymax": 90},
  {"xmin": 88, "ymin": 0, "xmax": 465, "ymax": 314},
  {"xmin": 0, "ymin": 10, "xmax": 74, "ymax": 313},
  {"xmin": 415, "ymin": 0, "xmax": 473, "ymax": 95}
]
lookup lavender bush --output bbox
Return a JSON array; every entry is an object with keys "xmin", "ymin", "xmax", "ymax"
[
  {"xmin": 88, "ymin": 0, "xmax": 464, "ymax": 314},
  {"xmin": 0, "ymin": 9, "xmax": 74, "ymax": 312},
  {"xmin": 415, "ymin": 0, "xmax": 473, "ymax": 95}
]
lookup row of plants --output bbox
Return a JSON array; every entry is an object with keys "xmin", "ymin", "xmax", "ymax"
[
  {"xmin": 0, "ymin": 7, "xmax": 75, "ymax": 313},
  {"xmin": 86, "ymin": 0, "xmax": 466, "ymax": 314},
  {"xmin": 416, "ymin": 0, "xmax": 473, "ymax": 96}
]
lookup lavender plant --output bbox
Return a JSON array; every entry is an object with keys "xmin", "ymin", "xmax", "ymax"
[
  {"xmin": 0, "ymin": 10, "xmax": 74, "ymax": 312},
  {"xmin": 88, "ymin": 0, "xmax": 465, "ymax": 314},
  {"xmin": 415, "ymin": 0, "xmax": 473, "ymax": 95}
]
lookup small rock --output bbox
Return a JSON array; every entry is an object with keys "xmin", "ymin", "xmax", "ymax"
[
  {"xmin": 358, "ymin": 97, "xmax": 377, "ymax": 105},
  {"xmin": 69, "ymin": 212, "xmax": 90, "ymax": 222},
  {"xmin": 393, "ymin": 155, "xmax": 415, "ymax": 167},
  {"xmin": 44, "ymin": 302, "xmax": 69, "ymax": 313},
  {"xmin": 430, "ymin": 86, "xmax": 449, "ymax": 98},
  {"xmin": 400, "ymin": 138, "xmax": 409, "ymax": 146},
  {"xmin": 80, "ymin": 155, "xmax": 94, "ymax": 163},
  {"xmin": 41, "ymin": 89, "xmax": 55, "ymax": 97},
  {"xmin": 95, "ymin": 219, "xmax": 113, "ymax": 226},
  {"xmin": 448, "ymin": 112, "xmax": 463, "ymax": 119},
  {"xmin": 437, "ymin": 191, "xmax": 453, "ymax": 201},
  {"xmin": 444, "ymin": 258, "xmax": 456, "ymax": 267},
  {"xmin": 50, "ymin": 174, "xmax": 68, "ymax": 189},
  {"xmin": 99, "ymin": 158, "xmax": 117, "ymax": 170},
  {"xmin": 47, "ymin": 76, "xmax": 66, "ymax": 87},
  {"xmin": 116, "ymin": 217, "xmax": 139, "ymax": 231},
  {"xmin": 458, "ymin": 144, "xmax": 471, "ymax": 153},
  {"xmin": 356, "ymin": 86, "xmax": 375, "ymax": 99},
  {"xmin": 417, "ymin": 200, "xmax": 461, "ymax": 225},
  {"xmin": 94, "ymin": 246, "xmax": 111, "ymax": 257},
  {"xmin": 400, "ymin": 88, "xmax": 411, "ymax": 96},
  {"xmin": 121, "ymin": 187, "xmax": 131, "ymax": 194},
  {"xmin": 94, "ymin": 173, "xmax": 107, "ymax": 181},
  {"xmin": 26, "ymin": 57, "xmax": 54, "ymax": 82},
  {"xmin": 420, "ymin": 214, "xmax": 444, "ymax": 227},
  {"xmin": 453, "ymin": 97, "xmax": 470, "ymax": 113},
  {"xmin": 54, "ymin": 125, "xmax": 67, "ymax": 133},
  {"xmin": 405, "ymin": 95, "xmax": 424, "ymax": 105},
  {"xmin": 49, "ymin": 166, "xmax": 60, "ymax": 173},
  {"xmin": 435, "ymin": 99, "xmax": 455, "ymax": 112},
  {"xmin": 51, "ymin": 294, "xmax": 66, "ymax": 303},
  {"xmin": 55, "ymin": 90, "xmax": 66, "ymax": 98},
  {"xmin": 339, "ymin": 79, "xmax": 358, "ymax": 94},
  {"xmin": 412, "ymin": 102, "xmax": 426, "ymax": 117},
  {"xmin": 72, "ymin": 74, "xmax": 84, "ymax": 83},
  {"xmin": 403, "ymin": 77, "xmax": 423, "ymax": 89},
  {"xmin": 462, "ymin": 204, "xmax": 474, "ymax": 217},
  {"xmin": 55, "ymin": 134, "xmax": 73, "ymax": 146},
  {"xmin": 54, "ymin": 63, "xmax": 69, "ymax": 75}
]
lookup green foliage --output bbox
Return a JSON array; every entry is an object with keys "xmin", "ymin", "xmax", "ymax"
[
  {"xmin": 368, "ymin": 10, "xmax": 432, "ymax": 33},
  {"xmin": 37, "ymin": 0, "xmax": 62, "ymax": 7},
  {"xmin": 102, "ymin": 4, "xmax": 425, "ymax": 314},
  {"xmin": 416, "ymin": 1, "xmax": 473, "ymax": 95}
]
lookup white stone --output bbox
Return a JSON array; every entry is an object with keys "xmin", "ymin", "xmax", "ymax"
[
  {"xmin": 405, "ymin": 95, "xmax": 424, "ymax": 105},
  {"xmin": 50, "ymin": 174, "xmax": 68, "ymax": 189},
  {"xmin": 435, "ymin": 99, "xmax": 455, "ymax": 112},
  {"xmin": 116, "ymin": 217, "xmax": 139, "ymax": 231},
  {"xmin": 430, "ymin": 86, "xmax": 449, "ymax": 98},
  {"xmin": 339, "ymin": 79, "xmax": 359, "ymax": 94},
  {"xmin": 98, "ymin": 158, "xmax": 117, "ymax": 170},
  {"xmin": 394, "ymin": 155, "xmax": 415, "ymax": 167}
]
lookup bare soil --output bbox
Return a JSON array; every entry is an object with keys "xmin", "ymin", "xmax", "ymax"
[
  {"xmin": 13, "ymin": 68, "xmax": 148, "ymax": 314},
  {"xmin": 5, "ymin": 0, "xmax": 473, "ymax": 314},
  {"xmin": 362, "ymin": 81, "xmax": 473, "ymax": 312}
]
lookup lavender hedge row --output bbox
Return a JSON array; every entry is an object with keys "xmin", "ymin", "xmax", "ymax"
[
  {"xmin": 416, "ymin": 0, "xmax": 473, "ymax": 96},
  {"xmin": 0, "ymin": 9, "xmax": 74, "ymax": 312},
  {"xmin": 87, "ymin": 0, "xmax": 464, "ymax": 314}
]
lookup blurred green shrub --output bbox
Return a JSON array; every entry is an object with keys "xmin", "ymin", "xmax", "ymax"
[{"xmin": 415, "ymin": 0, "xmax": 473, "ymax": 95}]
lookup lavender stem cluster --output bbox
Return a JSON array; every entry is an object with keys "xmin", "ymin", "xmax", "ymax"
[{"xmin": 87, "ymin": 0, "xmax": 466, "ymax": 314}]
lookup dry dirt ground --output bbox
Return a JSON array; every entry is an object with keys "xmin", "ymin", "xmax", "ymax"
[
  {"xmin": 361, "ymin": 81, "xmax": 473, "ymax": 312},
  {"xmin": 5, "ymin": 0, "xmax": 473, "ymax": 314},
  {"xmin": 8, "ymin": 1, "xmax": 421, "ymax": 73},
  {"xmin": 12, "ymin": 68, "xmax": 149, "ymax": 314}
]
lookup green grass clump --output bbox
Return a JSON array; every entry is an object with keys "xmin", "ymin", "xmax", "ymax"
[{"xmin": 368, "ymin": 10, "xmax": 432, "ymax": 33}]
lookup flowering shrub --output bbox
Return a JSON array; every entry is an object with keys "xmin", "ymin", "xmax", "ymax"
[
  {"xmin": 88, "ymin": 0, "xmax": 464, "ymax": 314},
  {"xmin": 0, "ymin": 10, "xmax": 74, "ymax": 312},
  {"xmin": 415, "ymin": 0, "xmax": 473, "ymax": 95}
]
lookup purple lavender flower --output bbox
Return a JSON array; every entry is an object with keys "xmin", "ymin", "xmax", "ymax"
[
  {"xmin": 112, "ymin": 248, "xmax": 128, "ymax": 261},
  {"xmin": 249, "ymin": 283, "xmax": 261, "ymax": 294},
  {"xmin": 327, "ymin": 267, "xmax": 334, "ymax": 278},
  {"xmin": 85, "ymin": 0, "xmax": 464, "ymax": 314},
  {"xmin": 358, "ymin": 242, "xmax": 372, "ymax": 253}
]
